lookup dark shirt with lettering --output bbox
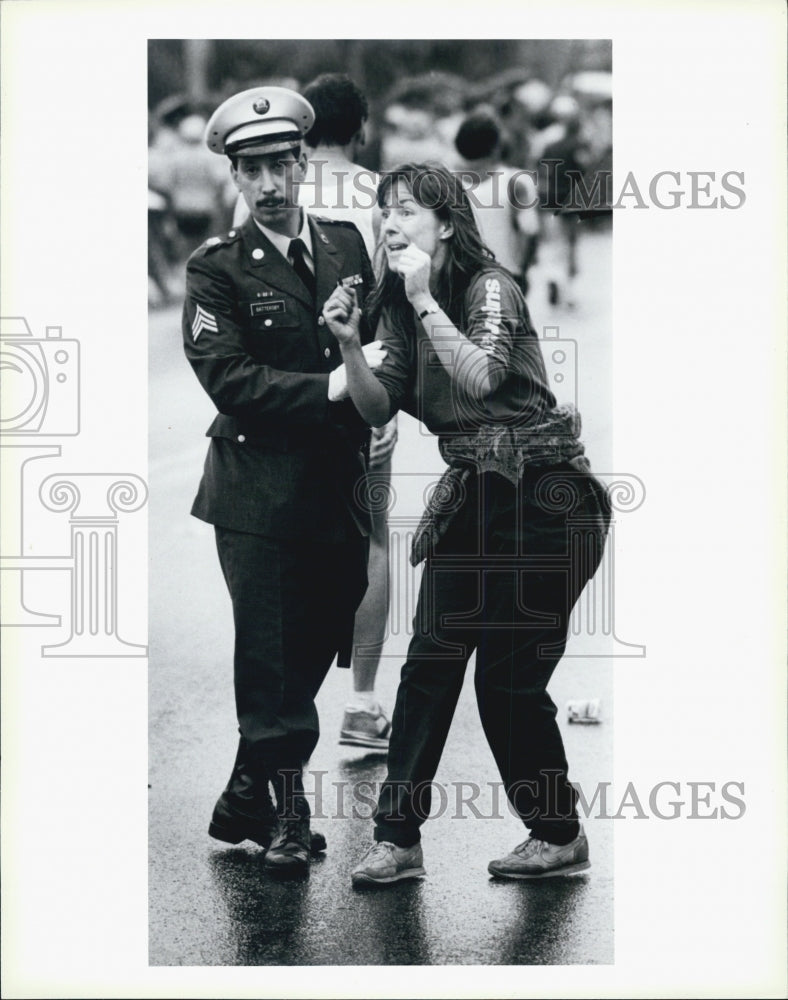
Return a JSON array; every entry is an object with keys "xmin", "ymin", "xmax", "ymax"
[{"xmin": 374, "ymin": 268, "xmax": 555, "ymax": 433}]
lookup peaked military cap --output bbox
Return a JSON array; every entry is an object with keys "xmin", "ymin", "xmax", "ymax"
[{"xmin": 205, "ymin": 86, "xmax": 315, "ymax": 157}]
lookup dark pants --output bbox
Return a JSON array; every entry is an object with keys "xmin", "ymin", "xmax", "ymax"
[
  {"xmin": 374, "ymin": 466, "xmax": 610, "ymax": 847},
  {"xmin": 215, "ymin": 526, "xmax": 368, "ymax": 809}
]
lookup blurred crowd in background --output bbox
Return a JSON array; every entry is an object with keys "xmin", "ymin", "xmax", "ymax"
[{"xmin": 148, "ymin": 40, "xmax": 612, "ymax": 308}]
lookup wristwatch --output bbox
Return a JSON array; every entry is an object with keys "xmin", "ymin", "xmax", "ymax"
[{"xmin": 418, "ymin": 303, "xmax": 439, "ymax": 320}]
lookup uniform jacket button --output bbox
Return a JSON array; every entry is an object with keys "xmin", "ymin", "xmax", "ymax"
[
  {"xmin": 237, "ymin": 434, "xmax": 246, "ymax": 443},
  {"xmin": 324, "ymin": 347, "xmax": 331, "ymax": 359},
  {"xmin": 318, "ymin": 315, "xmax": 325, "ymax": 326}
]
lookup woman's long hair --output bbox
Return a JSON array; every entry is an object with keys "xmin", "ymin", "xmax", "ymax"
[{"xmin": 366, "ymin": 162, "xmax": 507, "ymax": 338}]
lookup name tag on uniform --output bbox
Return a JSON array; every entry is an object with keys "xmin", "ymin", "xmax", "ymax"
[
  {"xmin": 250, "ymin": 299, "xmax": 286, "ymax": 317},
  {"xmin": 340, "ymin": 273, "xmax": 363, "ymax": 288}
]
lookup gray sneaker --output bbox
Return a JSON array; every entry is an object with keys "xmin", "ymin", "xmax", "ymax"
[
  {"xmin": 351, "ymin": 841, "xmax": 425, "ymax": 887},
  {"xmin": 488, "ymin": 826, "xmax": 590, "ymax": 880},
  {"xmin": 339, "ymin": 706, "xmax": 391, "ymax": 749}
]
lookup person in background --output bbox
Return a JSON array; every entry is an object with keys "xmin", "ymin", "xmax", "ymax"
[
  {"xmin": 378, "ymin": 73, "xmax": 468, "ymax": 171},
  {"xmin": 159, "ymin": 114, "xmax": 229, "ymax": 259},
  {"xmin": 298, "ymin": 73, "xmax": 379, "ymax": 260},
  {"xmin": 515, "ymin": 78, "xmax": 562, "ymax": 164},
  {"xmin": 454, "ymin": 106, "xmax": 540, "ymax": 296},
  {"xmin": 182, "ymin": 85, "xmax": 385, "ymax": 877},
  {"xmin": 234, "ymin": 72, "xmax": 396, "ymax": 751},
  {"xmin": 537, "ymin": 95, "xmax": 589, "ymax": 308},
  {"xmin": 323, "ymin": 163, "xmax": 610, "ymax": 887},
  {"xmin": 148, "ymin": 186, "xmax": 174, "ymax": 306},
  {"xmin": 148, "ymin": 117, "xmax": 183, "ymax": 302}
]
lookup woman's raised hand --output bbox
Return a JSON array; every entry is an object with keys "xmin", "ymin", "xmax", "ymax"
[
  {"xmin": 323, "ymin": 285, "xmax": 361, "ymax": 345},
  {"xmin": 392, "ymin": 244, "xmax": 432, "ymax": 303}
]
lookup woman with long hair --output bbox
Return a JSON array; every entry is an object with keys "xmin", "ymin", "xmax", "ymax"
[{"xmin": 323, "ymin": 163, "xmax": 610, "ymax": 886}]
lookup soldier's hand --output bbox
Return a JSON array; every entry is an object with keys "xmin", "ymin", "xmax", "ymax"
[
  {"xmin": 327, "ymin": 342, "xmax": 386, "ymax": 403},
  {"xmin": 369, "ymin": 415, "xmax": 398, "ymax": 467},
  {"xmin": 327, "ymin": 365, "xmax": 349, "ymax": 402},
  {"xmin": 361, "ymin": 341, "xmax": 387, "ymax": 371}
]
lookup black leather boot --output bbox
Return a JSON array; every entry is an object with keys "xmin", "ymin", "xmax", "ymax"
[
  {"xmin": 209, "ymin": 739, "xmax": 326, "ymax": 855},
  {"xmin": 208, "ymin": 736, "xmax": 278, "ymax": 847},
  {"xmin": 263, "ymin": 773, "xmax": 312, "ymax": 877},
  {"xmin": 263, "ymin": 814, "xmax": 312, "ymax": 877}
]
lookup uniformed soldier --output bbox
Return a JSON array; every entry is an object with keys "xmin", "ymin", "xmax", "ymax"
[{"xmin": 182, "ymin": 86, "xmax": 383, "ymax": 876}]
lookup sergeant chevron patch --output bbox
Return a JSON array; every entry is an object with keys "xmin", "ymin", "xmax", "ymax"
[{"xmin": 192, "ymin": 304, "xmax": 218, "ymax": 341}]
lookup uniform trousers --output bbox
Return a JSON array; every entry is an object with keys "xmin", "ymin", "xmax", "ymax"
[
  {"xmin": 215, "ymin": 525, "xmax": 368, "ymax": 811},
  {"xmin": 373, "ymin": 465, "xmax": 610, "ymax": 847}
]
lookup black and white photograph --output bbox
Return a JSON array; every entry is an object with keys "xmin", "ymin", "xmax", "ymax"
[
  {"xmin": 148, "ymin": 37, "xmax": 616, "ymax": 968},
  {"xmin": 1, "ymin": 2, "xmax": 786, "ymax": 998}
]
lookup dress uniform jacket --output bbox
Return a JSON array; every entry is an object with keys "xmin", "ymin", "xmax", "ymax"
[
  {"xmin": 183, "ymin": 213, "xmax": 375, "ymax": 543},
  {"xmin": 183, "ymin": 214, "xmax": 375, "ymax": 696}
]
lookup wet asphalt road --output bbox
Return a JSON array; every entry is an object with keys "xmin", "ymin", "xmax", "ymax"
[{"xmin": 148, "ymin": 226, "xmax": 614, "ymax": 966}]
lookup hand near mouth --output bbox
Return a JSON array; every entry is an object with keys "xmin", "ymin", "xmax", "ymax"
[{"xmin": 390, "ymin": 244, "xmax": 432, "ymax": 303}]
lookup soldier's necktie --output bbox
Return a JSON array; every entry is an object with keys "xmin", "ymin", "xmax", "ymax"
[{"xmin": 288, "ymin": 238, "xmax": 316, "ymax": 301}]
